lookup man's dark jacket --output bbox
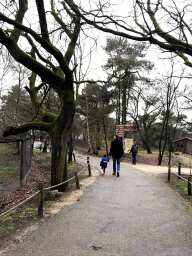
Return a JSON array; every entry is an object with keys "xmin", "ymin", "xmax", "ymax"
[{"xmin": 110, "ymin": 138, "xmax": 123, "ymax": 158}]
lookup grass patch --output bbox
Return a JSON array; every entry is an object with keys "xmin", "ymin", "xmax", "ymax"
[
  {"xmin": 25, "ymin": 207, "xmax": 37, "ymax": 213},
  {"xmin": 138, "ymin": 150, "xmax": 159, "ymax": 159},
  {"xmin": 1, "ymin": 210, "xmax": 16, "ymax": 222},
  {"xmin": 0, "ymin": 166, "xmax": 15, "ymax": 176},
  {"xmin": 33, "ymin": 149, "xmax": 43, "ymax": 155},
  {"xmin": 19, "ymin": 215, "xmax": 26, "ymax": 220},
  {"xmin": 33, "ymin": 149, "xmax": 51, "ymax": 159},
  {"xmin": 68, "ymin": 161, "xmax": 77, "ymax": 174},
  {"xmin": 0, "ymin": 143, "xmax": 20, "ymax": 188},
  {"xmin": 21, "ymin": 207, "xmax": 37, "ymax": 218},
  {"xmin": 170, "ymin": 175, "xmax": 192, "ymax": 202},
  {"xmin": 0, "ymin": 143, "xmax": 17, "ymax": 154},
  {"xmin": 0, "ymin": 204, "xmax": 38, "ymax": 238},
  {"xmin": 8, "ymin": 225, "xmax": 15, "ymax": 231},
  {"xmin": 46, "ymin": 201, "xmax": 54, "ymax": 207},
  {"xmin": 179, "ymin": 154, "xmax": 192, "ymax": 167}
]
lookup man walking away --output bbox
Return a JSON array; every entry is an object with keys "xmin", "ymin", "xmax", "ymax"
[
  {"xmin": 130, "ymin": 141, "xmax": 138, "ymax": 165},
  {"xmin": 109, "ymin": 135, "xmax": 123, "ymax": 177}
]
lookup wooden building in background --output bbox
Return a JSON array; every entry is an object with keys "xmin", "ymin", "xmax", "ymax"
[{"xmin": 173, "ymin": 138, "xmax": 192, "ymax": 154}]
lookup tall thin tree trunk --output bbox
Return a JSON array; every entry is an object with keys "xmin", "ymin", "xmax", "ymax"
[
  {"xmin": 68, "ymin": 128, "xmax": 74, "ymax": 162},
  {"xmin": 85, "ymin": 90, "xmax": 92, "ymax": 152},
  {"xmin": 122, "ymin": 78, "xmax": 126, "ymax": 124},
  {"xmin": 103, "ymin": 111, "xmax": 109, "ymax": 156},
  {"xmin": 15, "ymin": 72, "xmax": 21, "ymax": 126},
  {"xmin": 118, "ymin": 84, "xmax": 121, "ymax": 124}
]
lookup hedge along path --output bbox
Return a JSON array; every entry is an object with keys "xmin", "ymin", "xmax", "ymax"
[{"xmin": 0, "ymin": 157, "xmax": 97, "ymax": 218}]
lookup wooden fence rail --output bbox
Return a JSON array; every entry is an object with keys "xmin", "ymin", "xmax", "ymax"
[
  {"xmin": 168, "ymin": 163, "xmax": 192, "ymax": 196},
  {"xmin": 0, "ymin": 156, "xmax": 91, "ymax": 218}
]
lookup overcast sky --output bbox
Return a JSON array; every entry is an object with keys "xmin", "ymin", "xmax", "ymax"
[{"xmin": 1, "ymin": 0, "xmax": 192, "ymax": 121}]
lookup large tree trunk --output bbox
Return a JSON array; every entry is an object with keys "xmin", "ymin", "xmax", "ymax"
[
  {"xmin": 145, "ymin": 143, "xmax": 152, "ymax": 154},
  {"xmin": 50, "ymin": 83, "xmax": 75, "ymax": 191},
  {"xmin": 142, "ymin": 139, "xmax": 152, "ymax": 154},
  {"xmin": 51, "ymin": 129, "xmax": 69, "ymax": 191},
  {"xmin": 140, "ymin": 133, "xmax": 152, "ymax": 154}
]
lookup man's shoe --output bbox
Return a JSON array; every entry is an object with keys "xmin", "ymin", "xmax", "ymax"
[
  {"xmin": 112, "ymin": 172, "xmax": 116, "ymax": 175},
  {"xmin": 117, "ymin": 172, "xmax": 120, "ymax": 177}
]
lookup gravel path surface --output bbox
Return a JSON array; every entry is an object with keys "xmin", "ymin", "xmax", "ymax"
[{"xmin": 5, "ymin": 151, "xmax": 192, "ymax": 256}]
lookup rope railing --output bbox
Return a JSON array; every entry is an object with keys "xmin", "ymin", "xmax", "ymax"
[
  {"xmin": 44, "ymin": 176, "xmax": 76, "ymax": 191},
  {"xmin": 172, "ymin": 171, "xmax": 189, "ymax": 182},
  {"xmin": 168, "ymin": 163, "xmax": 192, "ymax": 196},
  {"xmin": 44, "ymin": 162, "xmax": 90, "ymax": 192},
  {"xmin": 0, "ymin": 191, "xmax": 40, "ymax": 218},
  {"xmin": 0, "ymin": 156, "xmax": 91, "ymax": 218},
  {"xmin": 78, "ymin": 165, "xmax": 89, "ymax": 175}
]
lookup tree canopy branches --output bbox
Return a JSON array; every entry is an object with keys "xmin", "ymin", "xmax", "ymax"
[
  {"xmin": 65, "ymin": 0, "xmax": 192, "ymax": 67},
  {"xmin": 0, "ymin": 0, "xmax": 83, "ymax": 187}
]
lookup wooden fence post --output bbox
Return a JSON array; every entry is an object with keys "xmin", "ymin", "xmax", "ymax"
[
  {"xmin": 168, "ymin": 165, "xmax": 171, "ymax": 182},
  {"xmin": 87, "ymin": 157, "xmax": 91, "ymax": 176},
  {"xmin": 178, "ymin": 162, "xmax": 181, "ymax": 179},
  {"xmin": 20, "ymin": 140, "xmax": 24, "ymax": 187},
  {"xmin": 188, "ymin": 177, "xmax": 191, "ymax": 196},
  {"xmin": 38, "ymin": 182, "xmax": 44, "ymax": 218},
  {"xmin": 74, "ymin": 172, "xmax": 80, "ymax": 189}
]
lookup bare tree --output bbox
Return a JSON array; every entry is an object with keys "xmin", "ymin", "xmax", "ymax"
[
  {"xmin": 65, "ymin": 0, "xmax": 192, "ymax": 68},
  {"xmin": 128, "ymin": 81, "xmax": 162, "ymax": 153},
  {"xmin": 0, "ymin": 1, "xmax": 81, "ymax": 190},
  {"xmin": 157, "ymin": 59, "xmax": 184, "ymax": 165}
]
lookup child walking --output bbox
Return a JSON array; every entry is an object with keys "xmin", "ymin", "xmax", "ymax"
[{"xmin": 100, "ymin": 154, "xmax": 109, "ymax": 175}]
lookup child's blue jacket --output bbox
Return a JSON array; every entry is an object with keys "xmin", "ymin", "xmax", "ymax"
[{"xmin": 101, "ymin": 157, "xmax": 109, "ymax": 168}]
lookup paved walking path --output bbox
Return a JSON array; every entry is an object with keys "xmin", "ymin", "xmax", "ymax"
[{"xmin": 5, "ymin": 151, "xmax": 192, "ymax": 255}]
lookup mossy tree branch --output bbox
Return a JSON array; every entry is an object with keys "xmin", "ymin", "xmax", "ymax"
[
  {"xmin": 51, "ymin": 0, "xmax": 73, "ymax": 39},
  {"xmin": 51, "ymin": 0, "xmax": 81, "ymax": 65},
  {"xmin": 0, "ymin": 12, "xmax": 71, "ymax": 76},
  {"xmin": 10, "ymin": 0, "xmax": 28, "ymax": 42},
  {"xmin": 24, "ymin": 33, "xmax": 56, "ymax": 71},
  {"xmin": 0, "ymin": 29, "xmax": 66, "ymax": 87},
  {"xmin": 3, "ymin": 122, "xmax": 52, "ymax": 137}
]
